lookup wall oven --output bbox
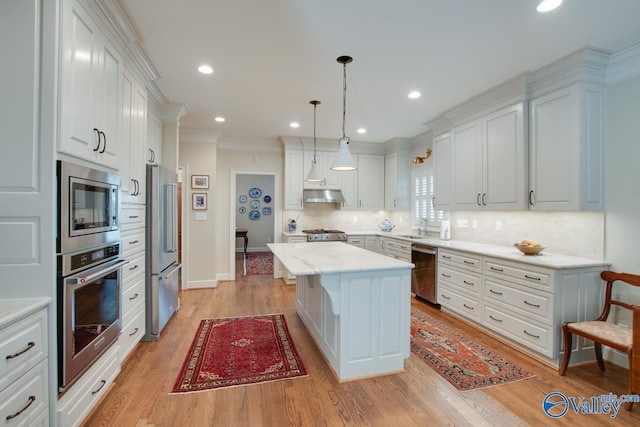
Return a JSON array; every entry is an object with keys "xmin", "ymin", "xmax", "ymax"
[
  {"xmin": 57, "ymin": 242, "xmax": 127, "ymax": 392},
  {"xmin": 57, "ymin": 160, "xmax": 120, "ymax": 254}
]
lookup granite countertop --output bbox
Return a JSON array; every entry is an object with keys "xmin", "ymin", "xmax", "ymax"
[
  {"xmin": 281, "ymin": 230, "xmax": 609, "ymax": 269},
  {"xmin": 0, "ymin": 297, "xmax": 51, "ymax": 329},
  {"xmin": 268, "ymin": 241, "xmax": 413, "ymax": 275}
]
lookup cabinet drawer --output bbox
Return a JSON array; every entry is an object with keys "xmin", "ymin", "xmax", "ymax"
[
  {"xmin": 0, "ymin": 360, "xmax": 48, "ymax": 426},
  {"xmin": 438, "ymin": 265, "xmax": 481, "ymax": 296},
  {"xmin": 57, "ymin": 344, "xmax": 120, "ymax": 427},
  {"xmin": 483, "ymin": 277, "xmax": 554, "ymax": 325},
  {"xmin": 0, "ymin": 309, "xmax": 47, "ymax": 391},
  {"xmin": 438, "ymin": 285, "xmax": 481, "ymax": 322},
  {"xmin": 121, "ymin": 229, "xmax": 145, "ymax": 256},
  {"xmin": 385, "ymin": 239, "xmax": 411, "ymax": 253},
  {"xmin": 286, "ymin": 236, "xmax": 307, "ymax": 243},
  {"xmin": 119, "ymin": 307, "xmax": 145, "ymax": 363},
  {"xmin": 483, "ymin": 303, "xmax": 553, "ymax": 357},
  {"xmin": 122, "ymin": 276, "xmax": 145, "ymax": 316},
  {"xmin": 484, "ymin": 257, "xmax": 552, "ymax": 291},
  {"xmin": 122, "ymin": 251, "xmax": 145, "ymax": 283},
  {"xmin": 347, "ymin": 236, "xmax": 364, "ymax": 247},
  {"xmin": 439, "ymin": 249, "xmax": 481, "ymax": 273},
  {"xmin": 121, "ymin": 205, "xmax": 145, "ymax": 230}
]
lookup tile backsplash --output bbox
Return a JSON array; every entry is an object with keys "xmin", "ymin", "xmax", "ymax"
[{"xmin": 284, "ymin": 205, "xmax": 605, "ymax": 260}]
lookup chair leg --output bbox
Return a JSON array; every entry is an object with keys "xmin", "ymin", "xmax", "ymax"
[
  {"xmin": 626, "ymin": 351, "xmax": 634, "ymax": 411},
  {"xmin": 559, "ymin": 323, "xmax": 573, "ymax": 376},
  {"xmin": 594, "ymin": 343, "xmax": 606, "ymax": 371}
]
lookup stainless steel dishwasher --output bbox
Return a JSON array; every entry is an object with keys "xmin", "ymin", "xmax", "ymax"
[{"xmin": 411, "ymin": 244, "xmax": 439, "ymax": 306}]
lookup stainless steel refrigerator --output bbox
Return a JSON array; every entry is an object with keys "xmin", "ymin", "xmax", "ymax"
[{"xmin": 144, "ymin": 164, "xmax": 181, "ymax": 341}]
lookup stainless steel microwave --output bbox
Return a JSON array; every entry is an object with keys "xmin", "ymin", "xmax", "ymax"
[{"xmin": 57, "ymin": 160, "xmax": 121, "ymax": 254}]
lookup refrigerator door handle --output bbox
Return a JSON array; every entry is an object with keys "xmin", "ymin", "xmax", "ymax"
[
  {"xmin": 164, "ymin": 183, "xmax": 178, "ymax": 253},
  {"xmin": 160, "ymin": 263, "xmax": 182, "ymax": 280}
]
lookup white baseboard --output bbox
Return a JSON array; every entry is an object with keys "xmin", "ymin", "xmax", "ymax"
[{"xmin": 186, "ymin": 279, "xmax": 218, "ymax": 289}]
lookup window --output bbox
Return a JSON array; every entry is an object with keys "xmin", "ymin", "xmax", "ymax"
[{"xmin": 412, "ymin": 165, "xmax": 445, "ymax": 230}]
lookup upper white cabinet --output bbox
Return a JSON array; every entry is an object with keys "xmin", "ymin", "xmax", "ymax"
[
  {"xmin": 433, "ymin": 133, "xmax": 453, "ymax": 210},
  {"xmin": 59, "ymin": 0, "xmax": 122, "ymax": 169},
  {"xmin": 146, "ymin": 111, "xmax": 163, "ymax": 165},
  {"xmin": 342, "ymin": 154, "xmax": 385, "ymax": 211},
  {"xmin": 384, "ymin": 151, "xmax": 411, "ymax": 211},
  {"xmin": 528, "ymin": 83, "xmax": 604, "ymax": 211},
  {"xmin": 284, "ymin": 149, "xmax": 304, "ymax": 210},
  {"xmin": 120, "ymin": 67, "xmax": 147, "ymax": 204},
  {"xmin": 302, "ymin": 151, "xmax": 341, "ymax": 189},
  {"xmin": 451, "ymin": 103, "xmax": 526, "ymax": 211}
]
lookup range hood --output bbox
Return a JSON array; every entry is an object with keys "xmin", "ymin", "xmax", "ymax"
[{"xmin": 303, "ymin": 189, "xmax": 345, "ymax": 204}]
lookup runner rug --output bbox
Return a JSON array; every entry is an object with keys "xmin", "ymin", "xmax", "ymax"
[
  {"xmin": 244, "ymin": 251, "xmax": 274, "ymax": 275},
  {"xmin": 410, "ymin": 307, "xmax": 534, "ymax": 391},
  {"xmin": 171, "ymin": 314, "xmax": 307, "ymax": 393}
]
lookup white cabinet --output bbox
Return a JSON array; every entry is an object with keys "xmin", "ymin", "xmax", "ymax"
[
  {"xmin": 380, "ymin": 237, "xmax": 411, "ymax": 262},
  {"xmin": 451, "ymin": 103, "xmax": 526, "ymax": 210},
  {"xmin": 365, "ymin": 235, "xmax": 383, "ymax": 254},
  {"xmin": 342, "ymin": 154, "xmax": 385, "ymax": 211},
  {"xmin": 0, "ymin": 305, "xmax": 49, "ymax": 426},
  {"xmin": 120, "ymin": 67, "xmax": 147, "ymax": 204},
  {"xmin": 303, "ymin": 151, "xmax": 341, "ymax": 189},
  {"xmin": 437, "ymin": 248, "xmax": 606, "ymax": 365},
  {"xmin": 433, "ymin": 133, "xmax": 453, "ymax": 210},
  {"xmin": 346, "ymin": 235, "xmax": 364, "ymax": 248},
  {"xmin": 528, "ymin": 83, "xmax": 605, "ymax": 211},
  {"xmin": 146, "ymin": 111, "xmax": 163, "ymax": 164},
  {"xmin": 384, "ymin": 151, "xmax": 411, "ymax": 211},
  {"xmin": 59, "ymin": 0, "xmax": 122, "ymax": 169},
  {"xmin": 284, "ymin": 149, "xmax": 304, "ymax": 210}
]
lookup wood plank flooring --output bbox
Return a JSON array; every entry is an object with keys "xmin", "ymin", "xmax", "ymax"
[{"xmin": 82, "ymin": 255, "xmax": 639, "ymax": 426}]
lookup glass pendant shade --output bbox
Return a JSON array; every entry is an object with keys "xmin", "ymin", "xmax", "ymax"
[
  {"xmin": 305, "ymin": 159, "xmax": 324, "ymax": 182},
  {"xmin": 331, "ymin": 137, "xmax": 357, "ymax": 171}
]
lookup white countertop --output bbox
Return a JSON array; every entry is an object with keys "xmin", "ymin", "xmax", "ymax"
[
  {"xmin": 268, "ymin": 242, "xmax": 413, "ymax": 275},
  {"xmin": 281, "ymin": 230, "xmax": 609, "ymax": 269},
  {"xmin": 0, "ymin": 297, "xmax": 51, "ymax": 329}
]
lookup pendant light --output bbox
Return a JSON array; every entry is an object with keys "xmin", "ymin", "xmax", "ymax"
[
  {"xmin": 305, "ymin": 100, "xmax": 324, "ymax": 183},
  {"xmin": 331, "ymin": 56, "xmax": 358, "ymax": 171}
]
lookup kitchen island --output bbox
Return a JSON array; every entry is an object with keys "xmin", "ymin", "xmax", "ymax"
[{"xmin": 267, "ymin": 241, "xmax": 414, "ymax": 381}]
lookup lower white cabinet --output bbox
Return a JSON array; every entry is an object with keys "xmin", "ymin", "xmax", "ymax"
[
  {"xmin": 57, "ymin": 343, "xmax": 120, "ymax": 427},
  {"xmin": 380, "ymin": 237, "xmax": 411, "ymax": 262},
  {"xmin": 437, "ymin": 248, "xmax": 606, "ymax": 365},
  {"xmin": 364, "ymin": 235, "xmax": 383, "ymax": 254},
  {"xmin": 346, "ymin": 235, "xmax": 365, "ymax": 248}
]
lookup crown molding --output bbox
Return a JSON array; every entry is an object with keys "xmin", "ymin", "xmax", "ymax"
[
  {"xmin": 607, "ymin": 42, "xmax": 640, "ymax": 85},
  {"xmin": 161, "ymin": 103, "xmax": 188, "ymax": 123}
]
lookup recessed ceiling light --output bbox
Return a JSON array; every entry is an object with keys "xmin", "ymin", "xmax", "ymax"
[
  {"xmin": 537, "ymin": 0, "xmax": 562, "ymax": 12},
  {"xmin": 290, "ymin": 122, "xmax": 300, "ymax": 128},
  {"xmin": 408, "ymin": 91, "xmax": 421, "ymax": 99},
  {"xmin": 357, "ymin": 128, "xmax": 366, "ymax": 134},
  {"xmin": 214, "ymin": 116, "xmax": 225, "ymax": 122},
  {"xmin": 198, "ymin": 65, "xmax": 214, "ymax": 74}
]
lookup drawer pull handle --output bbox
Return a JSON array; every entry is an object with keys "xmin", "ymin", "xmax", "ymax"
[
  {"xmin": 6, "ymin": 341, "xmax": 35, "ymax": 360},
  {"xmin": 463, "ymin": 304, "xmax": 474, "ymax": 310},
  {"xmin": 440, "ymin": 294, "xmax": 451, "ymax": 300},
  {"xmin": 129, "ymin": 293, "xmax": 139, "ymax": 300},
  {"xmin": 441, "ymin": 273, "xmax": 451, "ymax": 278},
  {"xmin": 489, "ymin": 315, "xmax": 503, "ymax": 323},
  {"xmin": 6, "ymin": 395, "xmax": 35, "ymax": 421},
  {"xmin": 524, "ymin": 300, "xmax": 540, "ymax": 308},
  {"xmin": 463, "ymin": 260, "xmax": 475, "ymax": 265},
  {"xmin": 129, "ymin": 265, "xmax": 139, "ymax": 271},
  {"xmin": 463, "ymin": 280, "xmax": 474, "ymax": 286},
  {"xmin": 130, "ymin": 240, "xmax": 139, "ymax": 245},
  {"xmin": 490, "ymin": 266, "xmax": 504, "ymax": 272},
  {"xmin": 129, "ymin": 327, "xmax": 139, "ymax": 337},
  {"xmin": 129, "ymin": 215, "xmax": 139, "ymax": 219},
  {"xmin": 489, "ymin": 289, "xmax": 503, "ymax": 296},
  {"xmin": 523, "ymin": 330, "xmax": 540, "ymax": 339},
  {"xmin": 442, "ymin": 255, "xmax": 452, "ymax": 259},
  {"xmin": 525, "ymin": 275, "xmax": 541, "ymax": 281},
  {"xmin": 91, "ymin": 380, "xmax": 106, "ymax": 395}
]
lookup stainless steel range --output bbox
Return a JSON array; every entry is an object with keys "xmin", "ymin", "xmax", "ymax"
[{"xmin": 302, "ymin": 229, "xmax": 347, "ymax": 242}]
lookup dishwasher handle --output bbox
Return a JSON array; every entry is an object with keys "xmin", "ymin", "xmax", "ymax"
[{"xmin": 411, "ymin": 245, "xmax": 437, "ymax": 255}]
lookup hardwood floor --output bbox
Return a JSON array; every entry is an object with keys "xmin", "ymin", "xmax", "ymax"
[{"xmin": 82, "ymin": 255, "xmax": 639, "ymax": 426}]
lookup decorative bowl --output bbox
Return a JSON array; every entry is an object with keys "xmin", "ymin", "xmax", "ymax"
[{"xmin": 514, "ymin": 244, "xmax": 546, "ymax": 256}]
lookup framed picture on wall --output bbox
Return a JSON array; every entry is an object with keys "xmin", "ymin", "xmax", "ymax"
[
  {"xmin": 191, "ymin": 175, "xmax": 209, "ymax": 189},
  {"xmin": 193, "ymin": 193, "xmax": 207, "ymax": 210}
]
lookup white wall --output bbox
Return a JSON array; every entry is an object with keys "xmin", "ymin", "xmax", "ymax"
[{"xmin": 235, "ymin": 174, "xmax": 275, "ymax": 251}]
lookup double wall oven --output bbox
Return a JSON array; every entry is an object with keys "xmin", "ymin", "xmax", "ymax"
[{"xmin": 56, "ymin": 161, "xmax": 126, "ymax": 392}]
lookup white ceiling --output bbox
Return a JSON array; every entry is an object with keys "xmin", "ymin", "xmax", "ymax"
[{"xmin": 121, "ymin": 0, "xmax": 640, "ymax": 144}]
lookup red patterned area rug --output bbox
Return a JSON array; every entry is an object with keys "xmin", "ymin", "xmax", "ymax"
[
  {"xmin": 244, "ymin": 251, "xmax": 274, "ymax": 275},
  {"xmin": 411, "ymin": 307, "xmax": 534, "ymax": 391},
  {"xmin": 171, "ymin": 314, "xmax": 307, "ymax": 393}
]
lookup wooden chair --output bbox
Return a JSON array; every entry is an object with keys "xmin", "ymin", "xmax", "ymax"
[{"xmin": 559, "ymin": 270, "xmax": 640, "ymax": 410}]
